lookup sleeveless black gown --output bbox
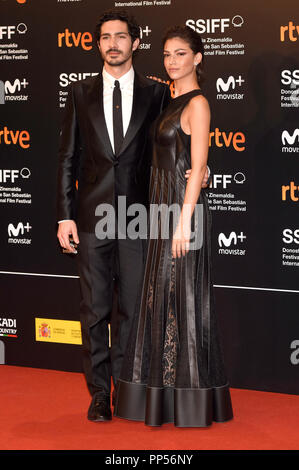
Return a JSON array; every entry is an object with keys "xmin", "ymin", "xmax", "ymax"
[{"xmin": 114, "ymin": 89, "xmax": 233, "ymax": 427}]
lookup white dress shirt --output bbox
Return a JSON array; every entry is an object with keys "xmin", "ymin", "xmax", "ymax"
[
  {"xmin": 102, "ymin": 65, "xmax": 134, "ymax": 153},
  {"xmin": 58, "ymin": 66, "xmax": 134, "ymax": 223}
]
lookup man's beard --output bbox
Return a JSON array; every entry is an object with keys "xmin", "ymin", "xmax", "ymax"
[
  {"xmin": 106, "ymin": 57, "xmax": 128, "ymax": 66},
  {"xmin": 103, "ymin": 49, "xmax": 132, "ymax": 67}
]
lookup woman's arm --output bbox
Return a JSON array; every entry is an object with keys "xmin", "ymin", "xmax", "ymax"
[{"xmin": 172, "ymin": 95, "xmax": 211, "ymax": 258}]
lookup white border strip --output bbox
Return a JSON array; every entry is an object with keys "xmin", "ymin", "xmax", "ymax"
[
  {"xmin": 0, "ymin": 271, "xmax": 79, "ymax": 279},
  {"xmin": 0, "ymin": 272, "xmax": 298, "ymax": 293},
  {"xmin": 214, "ymin": 284, "xmax": 299, "ymax": 294}
]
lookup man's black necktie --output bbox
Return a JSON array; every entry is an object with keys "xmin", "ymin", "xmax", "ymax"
[{"xmin": 113, "ymin": 80, "xmax": 124, "ymax": 156}]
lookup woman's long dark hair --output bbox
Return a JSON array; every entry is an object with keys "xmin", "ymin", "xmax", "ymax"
[{"xmin": 162, "ymin": 25, "xmax": 205, "ymax": 87}]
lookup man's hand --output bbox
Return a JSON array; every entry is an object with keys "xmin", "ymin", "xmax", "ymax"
[
  {"xmin": 147, "ymin": 75, "xmax": 169, "ymax": 85},
  {"xmin": 185, "ymin": 166, "xmax": 210, "ymax": 188},
  {"xmin": 57, "ymin": 220, "xmax": 79, "ymax": 254}
]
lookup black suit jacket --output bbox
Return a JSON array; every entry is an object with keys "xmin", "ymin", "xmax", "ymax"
[{"xmin": 57, "ymin": 71, "xmax": 171, "ymax": 233}]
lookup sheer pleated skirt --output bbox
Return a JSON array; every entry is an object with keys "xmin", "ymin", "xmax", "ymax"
[{"xmin": 115, "ymin": 166, "xmax": 233, "ymax": 426}]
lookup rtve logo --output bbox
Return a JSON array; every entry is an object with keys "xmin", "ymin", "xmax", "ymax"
[
  {"xmin": 209, "ymin": 129, "xmax": 245, "ymax": 151},
  {"xmin": 57, "ymin": 26, "xmax": 152, "ymax": 50},
  {"xmin": 0, "ymin": 126, "xmax": 30, "ymax": 148},
  {"xmin": 282, "ymin": 182, "xmax": 299, "ymax": 201},
  {"xmin": 186, "ymin": 15, "xmax": 244, "ymax": 34},
  {"xmin": 216, "ymin": 75, "xmax": 245, "ymax": 92},
  {"xmin": 0, "ymin": 24, "xmax": 27, "ymax": 40},
  {"xmin": 58, "ymin": 29, "xmax": 93, "ymax": 50},
  {"xmin": 280, "ymin": 22, "xmax": 299, "ymax": 42}
]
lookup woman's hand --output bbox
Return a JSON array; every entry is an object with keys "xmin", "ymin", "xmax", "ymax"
[{"xmin": 172, "ymin": 220, "xmax": 191, "ymax": 258}]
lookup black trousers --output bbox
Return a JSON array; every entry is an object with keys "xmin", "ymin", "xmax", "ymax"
[{"xmin": 77, "ymin": 232, "xmax": 144, "ymax": 396}]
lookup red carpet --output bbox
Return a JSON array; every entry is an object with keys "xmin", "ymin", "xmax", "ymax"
[{"xmin": 0, "ymin": 365, "xmax": 299, "ymax": 450}]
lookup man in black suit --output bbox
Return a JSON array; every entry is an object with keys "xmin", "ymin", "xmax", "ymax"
[{"xmin": 57, "ymin": 9, "xmax": 208, "ymax": 422}]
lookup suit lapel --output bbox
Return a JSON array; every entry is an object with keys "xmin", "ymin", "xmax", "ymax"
[
  {"xmin": 87, "ymin": 74, "xmax": 114, "ymax": 161},
  {"xmin": 86, "ymin": 71, "xmax": 152, "ymax": 160},
  {"xmin": 118, "ymin": 72, "xmax": 152, "ymax": 156}
]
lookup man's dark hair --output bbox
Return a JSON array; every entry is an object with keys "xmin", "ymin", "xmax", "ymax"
[{"xmin": 94, "ymin": 9, "xmax": 140, "ymax": 44}]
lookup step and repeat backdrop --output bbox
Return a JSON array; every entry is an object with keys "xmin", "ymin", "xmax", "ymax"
[{"xmin": 0, "ymin": 0, "xmax": 298, "ymax": 394}]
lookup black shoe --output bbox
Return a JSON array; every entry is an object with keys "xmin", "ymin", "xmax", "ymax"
[{"xmin": 87, "ymin": 392, "xmax": 112, "ymax": 422}]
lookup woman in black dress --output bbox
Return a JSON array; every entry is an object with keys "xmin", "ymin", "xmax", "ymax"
[{"xmin": 114, "ymin": 25, "xmax": 233, "ymax": 427}]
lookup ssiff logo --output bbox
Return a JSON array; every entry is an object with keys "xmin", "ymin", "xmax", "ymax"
[
  {"xmin": 283, "ymin": 229, "xmax": 299, "ymax": 245},
  {"xmin": 212, "ymin": 172, "xmax": 246, "ymax": 189},
  {"xmin": 59, "ymin": 72, "xmax": 98, "ymax": 87},
  {"xmin": 186, "ymin": 16, "xmax": 244, "ymax": 33},
  {"xmin": 0, "ymin": 24, "xmax": 27, "ymax": 40},
  {"xmin": 0, "ymin": 168, "xmax": 30, "ymax": 184},
  {"xmin": 281, "ymin": 70, "xmax": 299, "ymax": 108},
  {"xmin": 281, "ymin": 70, "xmax": 299, "ymax": 87}
]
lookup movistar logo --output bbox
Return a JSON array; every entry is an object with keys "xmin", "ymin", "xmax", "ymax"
[
  {"xmin": 0, "ymin": 79, "xmax": 29, "ymax": 104},
  {"xmin": 281, "ymin": 129, "xmax": 299, "ymax": 145},
  {"xmin": 8, "ymin": 222, "xmax": 32, "ymax": 237},
  {"xmin": 216, "ymin": 75, "xmax": 244, "ymax": 92},
  {"xmin": 218, "ymin": 231, "xmax": 246, "ymax": 247}
]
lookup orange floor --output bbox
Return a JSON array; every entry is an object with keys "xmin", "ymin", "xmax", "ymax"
[{"xmin": 1, "ymin": 365, "xmax": 299, "ymax": 451}]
